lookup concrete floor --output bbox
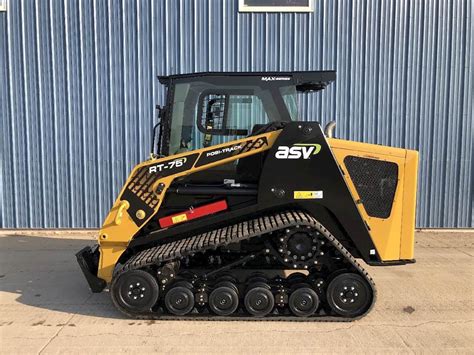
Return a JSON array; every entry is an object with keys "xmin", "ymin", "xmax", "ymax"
[{"xmin": 0, "ymin": 230, "xmax": 472, "ymax": 354}]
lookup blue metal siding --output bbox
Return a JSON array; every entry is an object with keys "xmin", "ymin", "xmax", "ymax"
[{"xmin": 0, "ymin": 0, "xmax": 472, "ymax": 228}]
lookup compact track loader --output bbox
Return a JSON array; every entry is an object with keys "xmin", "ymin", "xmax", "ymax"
[{"xmin": 77, "ymin": 71, "xmax": 418, "ymax": 321}]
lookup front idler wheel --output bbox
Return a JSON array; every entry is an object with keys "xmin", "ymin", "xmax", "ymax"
[
  {"xmin": 209, "ymin": 281, "xmax": 239, "ymax": 316},
  {"xmin": 164, "ymin": 281, "xmax": 195, "ymax": 316},
  {"xmin": 288, "ymin": 285, "xmax": 319, "ymax": 317},
  {"xmin": 244, "ymin": 282, "xmax": 274, "ymax": 317},
  {"xmin": 326, "ymin": 273, "xmax": 372, "ymax": 317},
  {"xmin": 111, "ymin": 269, "xmax": 160, "ymax": 314}
]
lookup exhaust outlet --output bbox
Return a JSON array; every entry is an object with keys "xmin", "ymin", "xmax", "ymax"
[{"xmin": 324, "ymin": 121, "xmax": 336, "ymax": 138}]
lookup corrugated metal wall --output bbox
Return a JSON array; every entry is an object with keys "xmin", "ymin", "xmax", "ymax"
[{"xmin": 0, "ymin": 0, "xmax": 472, "ymax": 228}]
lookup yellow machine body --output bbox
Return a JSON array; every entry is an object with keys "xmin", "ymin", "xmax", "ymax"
[
  {"xmin": 329, "ymin": 138, "xmax": 418, "ymax": 261},
  {"xmin": 96, "ymin": 132, "xmax": 418, "ymax": 283}
]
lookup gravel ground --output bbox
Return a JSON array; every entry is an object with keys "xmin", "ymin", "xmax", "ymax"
[{"xmin": 0, "ymin": 230, "xmax": 472, "ymax": 354}]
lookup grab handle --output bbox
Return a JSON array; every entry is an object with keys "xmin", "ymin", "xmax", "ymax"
[{"xmin": 114, "ymin": 200, "xmax": 130, "ymax": 225}]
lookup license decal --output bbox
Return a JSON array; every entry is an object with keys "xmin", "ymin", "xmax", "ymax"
[
  {"xmin": 171, "ymin": 214, "xmax": 188, "ymax": 224},
  {"xmin": 294, "ymin": 191, "xmax": 323, "ymax": 199}
]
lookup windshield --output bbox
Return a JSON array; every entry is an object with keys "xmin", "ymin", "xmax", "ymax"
[
  {"xmin": 168, "ymin": 80, "xmax": 298, "ymax": 155},
  {"xmin": 280, "ymin": 86, "xmax": 298, "ymax": 120}
]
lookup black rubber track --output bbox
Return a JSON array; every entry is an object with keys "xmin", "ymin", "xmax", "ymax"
[{"xmin": 111, "ymin": 210, "xmax": 377, "ymax": 321}]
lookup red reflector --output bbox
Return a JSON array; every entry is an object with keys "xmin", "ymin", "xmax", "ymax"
[{"xmin": 159, "ymin": 200, "xmax": 228, "ymax": 228}]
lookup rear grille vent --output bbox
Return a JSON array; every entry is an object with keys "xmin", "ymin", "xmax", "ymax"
[{"xmin": 344, "ymin": 156, "xmax": 398, "ymax": 219}]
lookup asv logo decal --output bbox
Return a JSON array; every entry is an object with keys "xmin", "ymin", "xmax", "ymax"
[{"xmin": 275, "ymin": 144, "xmax": 321, "ymax": 160}]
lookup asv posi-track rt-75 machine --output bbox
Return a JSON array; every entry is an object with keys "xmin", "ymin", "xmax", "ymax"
[{"xmin": 77, "ymin": 71, "xmax": 418, "ymax": 321}]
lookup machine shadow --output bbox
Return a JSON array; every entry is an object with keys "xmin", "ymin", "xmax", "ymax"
[{"xmin": 0, "ymin": 234, "xmax": 123, "ymax": 319}]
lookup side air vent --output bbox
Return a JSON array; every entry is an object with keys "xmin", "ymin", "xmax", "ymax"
[{"xmin": 344, "ymin": 156, "xmax": 398, "ymax": 219}]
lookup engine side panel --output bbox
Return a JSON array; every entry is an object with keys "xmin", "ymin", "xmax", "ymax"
[
  {"xmin": 328, "ymin": 138, "xmax": 418, "ymax": 261},
  {"xmin": 257, "ymin": 123, "xmax": 381, "ymax": 263}
]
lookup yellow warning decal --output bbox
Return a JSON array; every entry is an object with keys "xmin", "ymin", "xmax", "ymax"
[
  {"xmin": 294, "ymin": 191, "xmax": 323, "ymax": 199},
  {"xmin": 171, "ymin": 214, "xmax": 188, "ymax": 224}
]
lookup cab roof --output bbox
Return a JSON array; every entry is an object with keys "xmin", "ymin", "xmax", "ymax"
[{"xmin": 158, "ymin": 71, "xmax": 336, "ymax": 92}]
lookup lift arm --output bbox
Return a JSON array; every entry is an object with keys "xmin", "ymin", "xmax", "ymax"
[{"xmin": 97, "ymin": 131, "xmax": 281, "ymax": 281}]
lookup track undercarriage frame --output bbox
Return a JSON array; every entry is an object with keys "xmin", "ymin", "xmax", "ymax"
[{"xmin": 108, "ymin": 211, "xmax": 376, "ymax": 320}]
